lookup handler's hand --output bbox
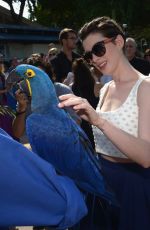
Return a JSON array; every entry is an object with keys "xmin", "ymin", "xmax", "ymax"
[{"xmin": 15, "ymin": 89, "xmax": 28, "ymax": 112}]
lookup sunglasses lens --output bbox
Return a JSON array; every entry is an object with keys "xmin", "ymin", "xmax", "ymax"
[
  {"xmin": 84, "ymin": 40, "xmax": 107, "ymax": 62},
  {"xmin": 92, "ymin": 41, "xmax": 106, "ymax": 57}
]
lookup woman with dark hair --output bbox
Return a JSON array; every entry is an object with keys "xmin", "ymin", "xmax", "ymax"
[
  {"xmin": 59, "ymin": 16, "xmax": 150, "ymax": 230},
  {"xmin": 72, "ymin": 58, "xmax": 98, "ymax": 108},
  {"xmin": 72, "ymin": 58, "xmax": 99, "ymax": 148}
]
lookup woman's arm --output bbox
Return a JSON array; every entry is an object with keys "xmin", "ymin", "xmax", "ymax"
[{"xmin": 58, "ymin": 85, "xmax": 150, "ymax": 168}]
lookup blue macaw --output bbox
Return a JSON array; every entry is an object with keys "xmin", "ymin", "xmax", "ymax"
[
  {"xmin": 0, "ymin": 128, "xmax": 87, "ymax": 228},
  {"xmin": 8, "ymin": 64, "xmax": 117, "ymax": 205}
]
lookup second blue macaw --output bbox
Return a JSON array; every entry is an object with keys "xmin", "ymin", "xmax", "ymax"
[
  {"xmin": 0, "ymin": 128, "xmax": 87, "ymax": 228},
  {"xmin": 8, "ymin": 64, "xmax": 117, "ymax": 205}
]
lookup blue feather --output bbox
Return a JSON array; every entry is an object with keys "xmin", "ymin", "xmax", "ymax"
[
  {"xmin": 14, "ymin": 64, "xmax": 118, "ymax": 205},
  {"xmin": 0, "ymin": 128, "xmax": 87, "ymax": 228}
]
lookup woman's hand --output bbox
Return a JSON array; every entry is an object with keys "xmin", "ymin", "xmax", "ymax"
[{"xmin": 58, "ymin": 94, "xmax": 102, "ymax": 126}]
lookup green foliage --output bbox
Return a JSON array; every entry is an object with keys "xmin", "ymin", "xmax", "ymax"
[
  {"xmin": 32, "ymin": 0, "xmax": 150, "ymax": 40},
  {"xmin": 4, "ymin": 0, "xmax": 150, "ymax": 40},
  {"xmin": 2, "ymin": 0, "xmax": 36, "ymax": 22}
]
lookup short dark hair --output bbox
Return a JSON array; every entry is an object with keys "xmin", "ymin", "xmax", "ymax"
[
  {"xmin": 79, "ymin": 16, "xmax": 125, "ymax": 43},
  {"xmin": 59, "ymin": 28, "xmax": 77, "ymax": 42}
]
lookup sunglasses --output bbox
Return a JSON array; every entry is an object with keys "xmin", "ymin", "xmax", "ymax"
[{"xmin": 84, "ymin": 37, "xmax": 116, "ymax": 62}]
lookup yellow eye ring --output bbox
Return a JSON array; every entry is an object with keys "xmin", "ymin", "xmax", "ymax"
[{"xmin": 26, "ymin": 69, "xmax": 35, "ymax": 78}]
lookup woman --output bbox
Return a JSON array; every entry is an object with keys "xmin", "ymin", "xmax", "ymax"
[
  {"xmin": 58, "ymin": 16, "xmax": 150, "ymax": 230},
  {"xmin": 71, "ymin": 58, "xmax": 99, "ymax": 148}
]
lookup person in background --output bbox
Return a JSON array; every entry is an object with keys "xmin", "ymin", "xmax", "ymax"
[
  {"xmin": 0, "ymin": 105, "xmax": 16, "ymax": 139},
  {"xmin": 51, "ymin": 28, "xmax": 80, "ymax": 82},
  {"xmin": 0, "ymin": 61, "xmax": 18, "ymax": 141},
  {"xmin": 58, "ymin": 16, "xmax": 150, "ymax": 230},
  {"xmin": 48, "ymin": 42, "xmax": 55, "ymax": 50},
  {"xmin": 63, "ymin": 71, "xmax": 74, "ymax": 86},
  {"xmin": 90, "ymin": 66, "xmax": 112, "ymax": 97},
  {"xmin": 71, "ymin": 58, "xmax": 99, "ymax": 149},
  {"xmin": 30, "ymin": 53, "xmax": 43, "ymax": 62},
  {"xmin": 0, "ymin": 61, "xmax": 8, "ymax": 105},
  {"xmin": 7, "ymin": 57, "xmax": 19, "ymax": 73},
  {"xmin": 144, "ymin": 48, "xmax": 150, "ymax": 64},
  {"xmin": 125, "ymin": 37, "xmax": 150, "ymax": 75},
  {"xmin": 46, "ymin": 47, "xmax": 58, "ymax": 63},
  {"xmin": 6, "ymin": 57, "xmax": 21, "ymax": 110}
]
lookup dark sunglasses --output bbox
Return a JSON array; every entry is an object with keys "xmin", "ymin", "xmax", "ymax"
[{"xmin": 84, "ymin": 37, "xmax": 116, "ymax": 62}]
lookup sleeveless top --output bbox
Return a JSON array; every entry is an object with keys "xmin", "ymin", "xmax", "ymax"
[{"xmin": 92, "ymin": 76, "xmax": 149, "ymax": 158}]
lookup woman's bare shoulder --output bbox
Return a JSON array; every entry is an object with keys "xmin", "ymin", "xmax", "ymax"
[
  {"xmin": 138, "ymin": 76, "xmax": 150, "ymax": 104},
  {"xmin": 140, "ymin": 76, "xmax": 150, "ymax": 89}
]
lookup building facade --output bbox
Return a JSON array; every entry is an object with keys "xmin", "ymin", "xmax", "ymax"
[{"xmin": 0, "ymin": 5, "xmax": 60, "ymax": 61}]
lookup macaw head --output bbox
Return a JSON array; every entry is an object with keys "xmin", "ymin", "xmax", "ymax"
[{"xmin": 7, "ymin": 64, "xmax": 59, "ymax": 113}]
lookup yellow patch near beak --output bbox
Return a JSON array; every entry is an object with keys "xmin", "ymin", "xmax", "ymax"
[{"xmin": 26, "ymin": 79, "xmax": 32, "ymax": 97}]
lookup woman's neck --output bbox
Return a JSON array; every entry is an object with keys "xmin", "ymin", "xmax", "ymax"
[{"xmin": 112, "ymin": 57, "xmax": 139, "ymax": 83}]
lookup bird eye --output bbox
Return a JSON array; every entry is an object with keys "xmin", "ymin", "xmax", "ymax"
[{"xmin": 26, "ymin": 69, "xmax": 35, "ymax": 78}]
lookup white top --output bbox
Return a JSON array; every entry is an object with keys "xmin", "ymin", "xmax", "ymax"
[{"xmin": 93, "ymin": 76, "xmax": 149, "ymax": 158}]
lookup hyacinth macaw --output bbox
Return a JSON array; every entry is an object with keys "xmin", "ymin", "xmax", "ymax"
[
  {"xmin": 8, "ymin": 64, "xmax": 117, "ymax": 205},
  {"xmin": 0, "ymin": 128, "xmax": 87, "ymax": 228}
]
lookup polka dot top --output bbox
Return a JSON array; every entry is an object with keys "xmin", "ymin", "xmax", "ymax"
[{"xmin": 92, "ymin": 76, "xmax": 148, "ymax": 158}]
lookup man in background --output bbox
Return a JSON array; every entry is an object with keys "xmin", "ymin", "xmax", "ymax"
[
  {"xmin": 125, "ymin": 37, "xmax": 150, "ymax": 75},
  {"xmin": 51, "ymin": 28, "xmax": 80, "ymax": 82}
]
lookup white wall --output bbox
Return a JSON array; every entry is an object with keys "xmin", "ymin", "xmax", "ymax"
[
  {"xmin": 8, "ymin": 43, "xmax": 31, "ymax": 59},
  {"xmin": 6, "ymin": 42, "xmax": 60, "ymax": 60}
]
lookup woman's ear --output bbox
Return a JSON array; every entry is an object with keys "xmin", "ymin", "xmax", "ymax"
[{"xmin": 115, "ymin": 34, "xmax": 125, "ymax": 49}]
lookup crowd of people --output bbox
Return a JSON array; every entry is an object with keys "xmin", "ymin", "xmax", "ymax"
[{"xmin": 0, "ymin": 15, "xmax": 150, "ymax": 230}]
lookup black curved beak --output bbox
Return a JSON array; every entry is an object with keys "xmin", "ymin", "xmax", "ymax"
[
  {"xmin": 6, "ymin": 69, "xmax": 22, "ymax": 85},
  {"xmin": 6, "ymin": 69, "xmax": 31, "ymax": 98}
]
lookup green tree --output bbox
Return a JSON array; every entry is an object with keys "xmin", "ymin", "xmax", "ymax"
[
  {"xmin": 10, "ymin": 0, "xmax": 149, "ymax": 40},
  {"xmin": 2, "ymin": 0, "xmax": 36, "ymax": 23}
]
